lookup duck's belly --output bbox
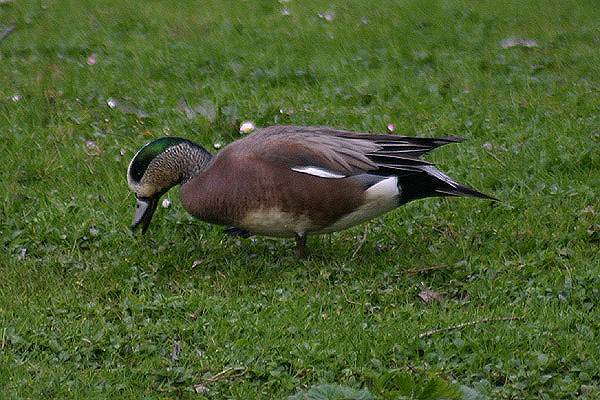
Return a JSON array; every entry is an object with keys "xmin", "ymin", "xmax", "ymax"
[
  {"xmin": 238, "ymin": 176, "xmax": 400, "ymax": 237},
  {"xmin": 239, "ymin": 207, "xmax": 316, "ymax": 238}
]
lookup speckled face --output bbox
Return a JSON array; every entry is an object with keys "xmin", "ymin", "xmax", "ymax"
[{"xmin": 127, "ymin": 137, "xmax": 188, "ymax": 197}]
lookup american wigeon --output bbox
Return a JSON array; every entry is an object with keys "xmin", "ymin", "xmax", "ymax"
[{"xmin": 128, "ymin": 125, "xmax": 494, "ymax": 258}]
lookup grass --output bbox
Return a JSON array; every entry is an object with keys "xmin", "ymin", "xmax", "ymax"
[{"xmin": 1, "ymin": 0, "xmax": 599, "ymax": 398}]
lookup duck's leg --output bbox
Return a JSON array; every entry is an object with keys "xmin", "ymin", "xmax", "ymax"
[{"xmin": 295, "ymin": 233, "xmax": 307, "ymax": 259}]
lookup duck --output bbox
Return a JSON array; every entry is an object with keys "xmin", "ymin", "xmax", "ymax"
[{"xmin": 127, "ymin": 125, "xmax": 495, "ymax": 258}]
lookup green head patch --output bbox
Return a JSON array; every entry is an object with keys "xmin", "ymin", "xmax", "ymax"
[{"xmin": 128, "ymin": 137, "xmax": 189, "ymax": 184}]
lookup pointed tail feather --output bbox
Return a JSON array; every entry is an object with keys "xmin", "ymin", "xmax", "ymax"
[
  {"xmin": 398, "ymin": 165, "xmax": 496, "ymax": 204},
  {"xmin": 435, "ymin": 184, "xmax": 497, "ymax": 200}
]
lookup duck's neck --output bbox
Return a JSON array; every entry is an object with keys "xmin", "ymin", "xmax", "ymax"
[{"xmin": 178, "ymin": 142, "xmax": 214, "ymax": 184}]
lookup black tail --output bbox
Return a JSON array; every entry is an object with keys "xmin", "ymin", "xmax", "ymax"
[
  {"xmin": 360, "ymin": 134, "xmax": 495, "ymax": 204},
  {"xmin": 397, "ymin": 165, "xmax": 496, "ymax": 205}
]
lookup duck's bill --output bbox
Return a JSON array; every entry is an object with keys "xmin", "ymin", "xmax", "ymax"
[{"xmin": 131, "ymin": 196, "xmax": 159, "ymax": 234}]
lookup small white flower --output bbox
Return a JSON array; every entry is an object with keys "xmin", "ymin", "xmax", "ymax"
[
  {"xmin": 213, "ymin": 142, "xmax": 222, "ymax": 149},
  {"xmin": 387, "ymin": 124, "xmax": 395, "ymax": 132},
  {"xmin": 161, "ymin": 198, "xmax": 171, "ymax": 208},
  {"xmin": 12, "ymin": 94, "xmax": 20, "ymax": 102},
  {"xmin": 240, "ymin": 121, "xmax": 255, "ymax": 133},
  {"xmin": 107, "ymin": 98, "xmax": 116, "ymax": 108}
]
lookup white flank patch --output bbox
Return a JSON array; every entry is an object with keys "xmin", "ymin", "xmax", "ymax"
[
  {"xmin": 421, "ymin": 165, "xmax": 458, "ymax": 188},
  {"xmin": 290, "ymin": 166, "xmax": 346, "ymax": 179},
  {"xmin": 321, "ymin": 176, "xmax": 400, "ymax": 233}
]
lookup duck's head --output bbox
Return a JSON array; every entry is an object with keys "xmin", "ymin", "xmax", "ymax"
[{"xmin": 127, "ymin": 137, "xmax": 211, "ymax": 233}]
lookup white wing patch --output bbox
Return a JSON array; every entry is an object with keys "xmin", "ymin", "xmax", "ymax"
[{"xmin": 290, "ymin": 166, "xmax": 347, "ymax": 179}]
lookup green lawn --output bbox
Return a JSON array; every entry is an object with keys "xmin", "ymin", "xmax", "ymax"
[{"xmin": 1, "ymin": 0, "xmax": 599, "ymax": 398}]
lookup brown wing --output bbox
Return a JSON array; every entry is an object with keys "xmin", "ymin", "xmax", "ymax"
[
  {"xmin": 229, "ymin": 125, "xmax": 461, "ymax": 177},
  {"xmin": 226, "ymin": 125, "xmax": 493, "ymax": 202}
]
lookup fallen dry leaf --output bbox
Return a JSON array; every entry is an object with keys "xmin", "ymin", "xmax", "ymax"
[{"xmin": 418, "ymin": 289, "xmax": 444, "ymax": 303}]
